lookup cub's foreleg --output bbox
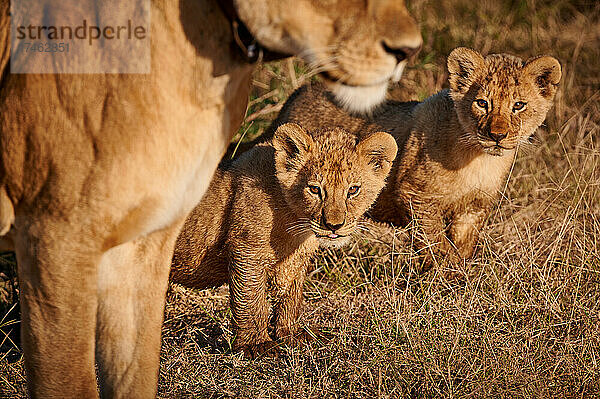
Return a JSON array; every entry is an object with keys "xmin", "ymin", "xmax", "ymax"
[
  {"xmin": 228, "ymin": 248, "xmax": 273, "ymax": 357},
  {"xmin": 273, "ymin": 261, "xmax": 308, "ymax": 343},
  {"xmin": 448, "ymin": 205, "xmax": 489, "ymax": 259},
  {"xmin": 410, "ymin": 202, "xmax": 453, "ymax": 266}
]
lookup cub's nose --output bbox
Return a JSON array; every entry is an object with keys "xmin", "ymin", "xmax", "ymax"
[
  {"xmin": 382, "ymin": 41, "xmax": 422, "ymax": 63},
  {"xmin": 488, "ymin": 117, "xmax": 509, "ymax": 143},
  {"xmin": 323, "ymin": 220, "xmax": 344, "ymax": 233},
  {"xmin": 489, "ymin": 131, "xmax": 508, "ymax": 143}
]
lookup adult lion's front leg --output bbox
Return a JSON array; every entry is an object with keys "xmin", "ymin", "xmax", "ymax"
[
  {"xmin": 14, "ymin": 217, "xmax": 102, "ymax": 398},
  {"xmin": 95, "ymin": 221, "xmax": 184, "ymax": 398},
  {"xmin": 15, "ymin": 214, "xmax": 184, "ymax": 398}
]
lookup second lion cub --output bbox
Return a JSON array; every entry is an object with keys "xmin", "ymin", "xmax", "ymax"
[
  {"xmin": 171, "ymin": 123, "xmax": 397, "ymax": 357},
  {"xmin": 255, "ymin": 47, "xmax": 561, "ymax": 263}
]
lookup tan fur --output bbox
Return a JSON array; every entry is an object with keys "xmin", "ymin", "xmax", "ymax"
[
  {"xmin": 171, "ymin": 123, "xmax": 397, "ymax": 356},
  {"xmin": 251, "ymin": 48, "xmax": 560, "ymax": 262},
  {"xmin": 0, "ymin": 0, "xmax": 420, "ymax": 396},
  {"xmin": 235, "ymin": 0, "xmax": 422, "ymax": 112}
]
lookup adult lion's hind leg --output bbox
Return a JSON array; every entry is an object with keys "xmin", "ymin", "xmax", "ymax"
[{"xmin": 95, "ymin": 221, "xmax": 183, "ymax": 399}]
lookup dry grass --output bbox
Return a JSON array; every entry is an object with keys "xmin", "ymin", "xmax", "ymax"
[{"xmin": 1, "ymin": 0, "xmax": 599, "ymax": 397}]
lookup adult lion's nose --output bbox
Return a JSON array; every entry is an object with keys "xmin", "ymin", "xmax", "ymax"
[{"xmin": 382, "ymin": 41, "xmax": 422, "ymax": 63}]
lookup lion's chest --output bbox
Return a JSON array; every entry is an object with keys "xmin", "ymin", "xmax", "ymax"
[
  {"xmin": 270, "ymin": 236, "xmax": 319, "ymax": 298},
  {"xmin": 399, "ymin": 152, "xmax": 511, "ymax": 213},
  {"xmin": 439, "ymin": 153, "xmax": 511, "ymax": 206}
]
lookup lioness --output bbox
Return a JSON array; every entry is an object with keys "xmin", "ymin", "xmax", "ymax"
[
  {"xmin": 171, "ymin": 123, "xmax": 397, "ymax": 357},
  {"xmin": 251, "ymin": 48, "xmax": 560, "ymax": 263},
  {"xmin": 0, "ymin": 0, "xmax": 421, "ymax": 396}
]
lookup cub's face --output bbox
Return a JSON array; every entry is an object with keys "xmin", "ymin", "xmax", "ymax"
[
  {"xmin": 235, "ymin": 0, "xmax": 422, "ymax": 113},
  {"xmin": 273, "ymin": 124, "xmax": 397, "ymax": 248},
  {"xmin": 448, "ymin": 48, "xmax": 561, "ymax": 156}
]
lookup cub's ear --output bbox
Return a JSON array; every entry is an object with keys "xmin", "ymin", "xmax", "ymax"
[
  {"xmin": 523, "ymin": 56, "xmax": 562, "ymax": 99},
  {"xmin": 357, "ymin": 132, "xmax": 398, "ymax": 177},
  {"xmin": 447, "ymin": 47, "xmax": 485, "ymax": 94},
  {"xmin": 272, "ymin": 123, "xmax": 314, "ymax": 172}
]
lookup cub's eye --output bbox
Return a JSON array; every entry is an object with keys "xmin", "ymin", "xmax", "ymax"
[
  {"xmin": 475, "ymin": 99, "xmax": 488, "ymax": 110},
  {"xmin": 308, "ymin": 185, "xmax": 321, "ymax": 195},
  {"xmin": 513, "ymin": 101, "xmax": 526, "ymax": 112},
  {"xmin": 347, "ymin": 185, "xmax": 360, "ymax": 198}
]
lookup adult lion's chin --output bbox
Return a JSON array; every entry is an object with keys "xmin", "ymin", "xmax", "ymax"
[
  {"xmin": 322, "ymin": 61, "xmax": 408, "ymax": 114},
  {"xmin": 325, "ymin": 80, "xmax": 390, "ymax": 114}
]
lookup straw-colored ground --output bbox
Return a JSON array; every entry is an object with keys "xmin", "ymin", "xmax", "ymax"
[{"xmin": 1, "ymin": 0, "xmax": 599, "ymax": 397}]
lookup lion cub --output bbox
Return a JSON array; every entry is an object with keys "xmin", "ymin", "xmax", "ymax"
[
  {"xmin": 258, "ymin": 48, "xmax": 561, "ymax": 263},
  {"xmin": 171, "ymin": 123, "xmax": 397, "ymax": 356}
]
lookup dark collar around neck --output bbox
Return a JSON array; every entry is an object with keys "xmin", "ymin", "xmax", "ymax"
[{"xmin": 216, "ymin": 0, "xmax": 291, "ymax": 64}]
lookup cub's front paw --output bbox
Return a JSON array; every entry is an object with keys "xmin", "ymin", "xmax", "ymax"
[{"xmin": 235, "ymin": 340, "xmax": 280, "ymax": 359}]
